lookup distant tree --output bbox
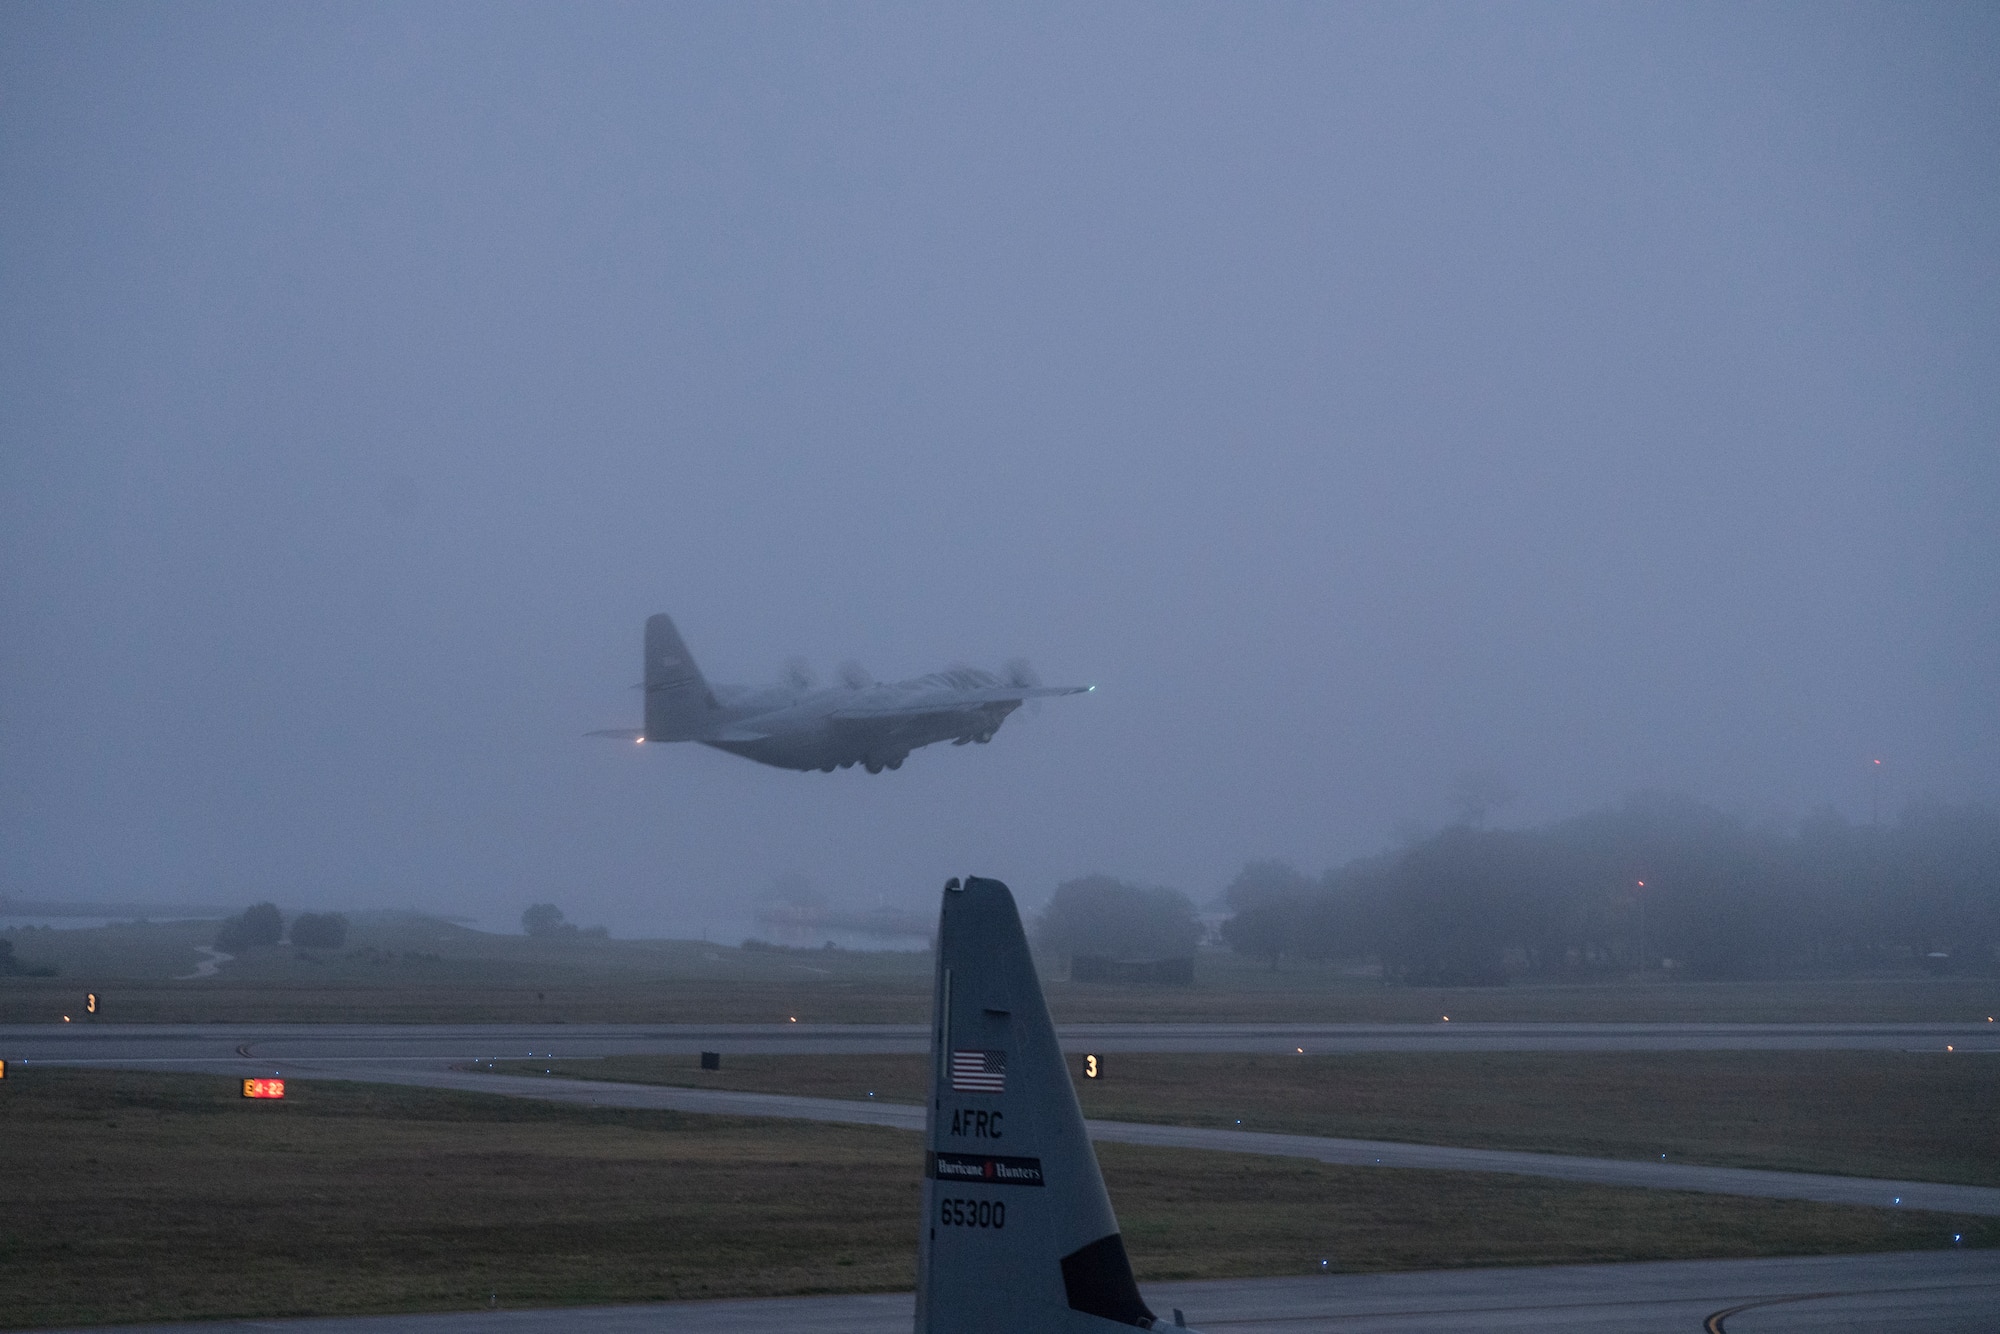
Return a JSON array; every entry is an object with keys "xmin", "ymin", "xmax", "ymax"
[
  {"xmin": 1216, "ymin": 860, "xmax": 1314, "ymax": 968},
  {"xmin": 0, "ymin": 937, "xmax": 59, "ymax": 976},
  {"xmin": 1373, "ymin": 827, "xmax": 1520, "ymax": 985},
  {"xmin": 1220, "ymin": 901, "xmax": 1294, "ymax": 969},
  {"xmin": 289, "ymin": 912, "xmax": 349, "ymax": 950},
  {"xmin": 1450, "ymin": 770, "xmax": 1517, "ymax": 829},
  {"xmin": 1034, "ymin": 875, "xmax": 1201, "ymax": 963},
  {"xmin": 522, "ymin": 903, "xmax": 573, "ymax": 937},
  {"xmin": 215, "ymin": 902, "xmax": 284, "ymax": 953},
  {"xmin": 1223, "ymin": 859, "xmax": 1312, "ymax": 913}
]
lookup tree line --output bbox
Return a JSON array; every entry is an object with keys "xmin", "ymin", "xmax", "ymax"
[
  {"xmin": 1222, "ymin": 793, "xmax": 2000, "ymax": 982},
  {"xmin": 1034, "ymin": 874, "xmax": 1204, "ymax": 965},
  {"xmin": 214, "ymin": 902, "xmax": 348, "ymax": 952}
]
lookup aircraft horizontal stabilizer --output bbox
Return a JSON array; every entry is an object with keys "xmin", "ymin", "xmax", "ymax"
[{"xmin": 708, "ymin": 727, "xmax": 773, "ymax": 743}]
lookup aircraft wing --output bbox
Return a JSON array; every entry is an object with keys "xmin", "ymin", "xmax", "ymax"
[
  {"xmin": 586, "ymin": 726, "xmax": 772, "ymax": 742},
  {"xmin": 825, "ymin": 709, "xmax": 964, "ymax": 735},
  {"xmin": 973, "ymin": 684, "xmax": 1093, "ymax": 701},
  {"xmin": 829, "ymin": 685, "xmax": 1091, "ymax": 719}
]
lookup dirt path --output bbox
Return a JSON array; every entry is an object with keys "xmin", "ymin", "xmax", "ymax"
[{"xmin": 173, "ymin": 946, "xmax": 231, "ymax": 980}]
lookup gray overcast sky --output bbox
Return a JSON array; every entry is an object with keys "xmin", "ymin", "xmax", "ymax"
[{"xmin": 3, "ymin": 3, "xmax": 1995, "ymax": 934}]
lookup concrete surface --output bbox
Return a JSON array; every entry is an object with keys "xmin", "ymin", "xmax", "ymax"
[
  {"xmin": 7, "ymin": 1019, "xmax": 1997, "ymax": 1069},
  {"xmin": 30, "ymin": 1249, "xmax": 2000, "ymax": 1333}
]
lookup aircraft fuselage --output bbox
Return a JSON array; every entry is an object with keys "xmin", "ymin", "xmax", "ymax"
[{"xmin": 702, "ymin": 692, "xmax": 1022, "ymax": 773}]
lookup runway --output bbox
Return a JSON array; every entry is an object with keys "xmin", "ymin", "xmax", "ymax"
[
  {"xmin": 7, "ymin": 1018, "xmax": 1996, "ymax": 1068},
  {"xmin": 30, "ymin": 1249, "xmax": 2000, "ymax": 1332}
]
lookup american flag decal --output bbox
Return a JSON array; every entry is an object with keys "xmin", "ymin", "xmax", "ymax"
[{"xmin": 950, "ymin": 1049, "xmax": 1006, "ymax": 1093}]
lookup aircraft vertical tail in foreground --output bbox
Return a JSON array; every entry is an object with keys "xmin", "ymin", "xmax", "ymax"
[{"xmin": 917, "ymin": 875, "xmax": 1169, "ymax": 1333}]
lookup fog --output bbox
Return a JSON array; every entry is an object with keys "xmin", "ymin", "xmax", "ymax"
[{"xmin": 3, "ymin": 4, "xmax": 1995, "ymax": 937}]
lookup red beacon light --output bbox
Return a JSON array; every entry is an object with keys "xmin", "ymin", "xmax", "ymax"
[{"xmin": 242, "ymin": 1078, "xmax": 286, "ymax": 1100}]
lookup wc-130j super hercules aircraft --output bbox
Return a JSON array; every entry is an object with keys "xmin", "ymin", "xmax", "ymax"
[{"xmin": 590, "ymin": 614, "xmax": 1091, "ymax": 774}]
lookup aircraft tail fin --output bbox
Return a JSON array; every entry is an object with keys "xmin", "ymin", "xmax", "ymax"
[
  {"xmin": 917, "ymin": 876, "xmax": 1158, "ymax": 1333},
  {"xmin": 643, "ymin": 613, "xmax": 718, "ymax": 741}
]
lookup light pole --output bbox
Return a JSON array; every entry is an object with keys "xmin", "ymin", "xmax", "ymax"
[
  {"xmin": 1871, "ymin": 758, "xmax": 1882, "ymax": 828},
  {"xmin": 1636, "ymin": 880, "xmax": 1646, "ymax": 974}
]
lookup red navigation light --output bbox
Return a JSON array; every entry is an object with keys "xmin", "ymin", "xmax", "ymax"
[{"xmin": 242, "ymin": 1078, "xmax": 286, "ymax": 1099}]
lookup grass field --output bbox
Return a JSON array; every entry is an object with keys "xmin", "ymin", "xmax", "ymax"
[
  {"xmin": 9, "ymin": 908, "xmax": 2000, "ymax": 1026},
  {"xmin": 7, "ymin": 911, "xmax": 2000, "ymax": 1024},
  {"xmin": 2, "ymin": 1069, "xmax": 1991, "ymax": 1329},
  {"xmin": 492, "ymin": 1049, "xmax": 2000, "ymax": 1187}
]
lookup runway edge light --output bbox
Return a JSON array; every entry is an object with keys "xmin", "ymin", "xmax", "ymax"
[{"xmin": 242, "ymin": 1078, "xmax": 285, "ymax": 1099}]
